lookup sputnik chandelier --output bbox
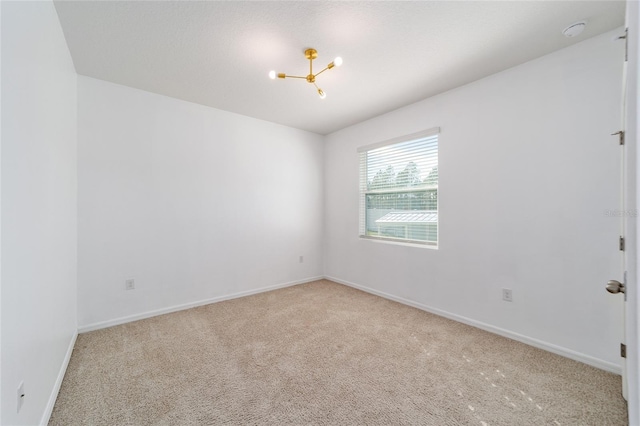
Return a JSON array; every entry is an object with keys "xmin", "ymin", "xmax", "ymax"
[{"xmin": 269, "ymin": 48, "xmax": 342, "ymax": 99}]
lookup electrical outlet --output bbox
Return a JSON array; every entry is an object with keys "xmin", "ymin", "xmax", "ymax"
[
  {"xmin": 125, "ymin": 279, "xmax": 135, "ymax": 290},
  {"xmin": 299, "ymin": 256, "xmax": 304, "ymax": 263},
  {"xmin": 502, "ymin": 288, "xmax": 513, "ymax": 302},
  {"xmin": 17, "ymin": 381, "xmax": 24, "ymax": 413}
]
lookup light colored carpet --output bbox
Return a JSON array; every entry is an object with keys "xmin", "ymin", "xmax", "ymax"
[{"xmin": 50, "ymin": 280, "xmax": 627, "ymax": 425}]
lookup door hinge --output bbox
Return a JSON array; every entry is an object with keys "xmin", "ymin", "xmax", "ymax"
[
  {"xmin": 621, "ymin": 343, "xmax": 627, "ymax": 358},
  {"xmin": 611, "ymin": 130, "xmax": 625, "ymax": 145},
  {"xmin": 617, "ymin": 28, "xmax": 628, "ymax": 61},
  {"xmin": 620, "ymin": 236, "xmax": 625, "ymax": 251}
]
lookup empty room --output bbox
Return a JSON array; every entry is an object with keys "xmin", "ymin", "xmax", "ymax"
[{"xmin": 2, "ymin": 0, "xmax": 639, "ymax": 425}]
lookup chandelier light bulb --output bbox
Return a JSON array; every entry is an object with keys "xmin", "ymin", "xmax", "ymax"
[
  {"xmin": 269, "ymin": 70, "xmax": 276, "ymax": 79},
  {"xmin": 318, "ymin": 88, "xmax": 326, "ymax": 99},
  {"xmin": 333, "ymin": 57, "xmax": 343, "ymax": 67}
]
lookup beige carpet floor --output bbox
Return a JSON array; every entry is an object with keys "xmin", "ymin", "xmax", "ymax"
[{"xmin": 50, "ymin": 280, "xmax": 627, "ymax": 425}]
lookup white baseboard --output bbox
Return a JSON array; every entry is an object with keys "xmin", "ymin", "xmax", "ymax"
[
  {"xmin": 78, "ymin": 276, "xmax": 324, "ymax": 333},
  {"xmin": 326, "ymin": 275, "xmax": 622, "ymax": 375},
  {"xmin": 41, "ymin": 330, "xmax": 78, "ymax": 425},
  {"xmin": 77, "ymin": 274, "xmax": 621, "ymax": 374}
]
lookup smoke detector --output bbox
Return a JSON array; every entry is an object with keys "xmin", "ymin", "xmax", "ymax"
[{"xmin": 562, "ymin": 21, "xmax": 587, "ymax": 38}]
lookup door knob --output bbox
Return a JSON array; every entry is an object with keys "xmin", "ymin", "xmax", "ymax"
[{"xmin": 606, "ymin": 280, "xmax": 626, "ymax": 294}]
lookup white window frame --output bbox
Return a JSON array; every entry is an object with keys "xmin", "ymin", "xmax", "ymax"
[{"xmin": 358, "ymin": 127, "xmax": 440, "ymax": 247}]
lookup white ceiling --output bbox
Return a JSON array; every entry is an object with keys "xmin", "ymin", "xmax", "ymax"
[{"xmin": 54, "ymin": 1, "xmax": 625, "ymax": 135}]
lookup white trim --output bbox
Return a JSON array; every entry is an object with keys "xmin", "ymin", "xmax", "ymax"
[
  {"xmin": 40, "ymin": 331, "xmax": 78, "ymax": 426},
  {"xmin": 78, "ymin": 276, "xmax": 324, "ymax": 333},
  {"xmin": 359, "ymin": 235, "xmax": 438, "ymax": 249},
  {"xmin": 627, "ymin": 0, "xmax": 640, "ymax": 421},
  {"xmin": 325, "ymin": 275, "xmax": 622, "ymax": 375},
  {"xmin": 356, "ymin": 127, "xmax": 440, "ymax": 152}
]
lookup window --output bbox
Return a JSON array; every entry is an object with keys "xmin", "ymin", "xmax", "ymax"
[{"xmin": 358, "ymin": 128, "xmax": 439, "ymax": 246}]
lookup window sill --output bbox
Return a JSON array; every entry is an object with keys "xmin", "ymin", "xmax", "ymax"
[{"xmin": 359, "ymin": 235, "xmax": 438, "ymax": 250}]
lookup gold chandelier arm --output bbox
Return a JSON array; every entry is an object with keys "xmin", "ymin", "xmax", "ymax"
[
  {"xmin": 316, "ymin": 60, "xmax": 339, "ymax": 77},
  {"xmin": 314, "ymin": 66, "xmax": 331, "ymax": 77},
  {"xmin": 283, "ymin": 75, "xmax": 307, "ymax": 79}
]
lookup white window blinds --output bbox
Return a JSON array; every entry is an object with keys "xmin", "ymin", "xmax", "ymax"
[{"xmin": 358, "ymin": 128, "xmax": 439, "ymax": 246}]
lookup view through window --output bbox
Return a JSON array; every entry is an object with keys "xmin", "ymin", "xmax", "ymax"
[{"xmin": 358, "ymin": 128, "xmax": 439, "ymax": 246}]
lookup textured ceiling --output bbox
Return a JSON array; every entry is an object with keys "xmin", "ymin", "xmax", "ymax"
[{"xmin": 54, "ymin": 1, "xmax": 625, "ymax": 135}]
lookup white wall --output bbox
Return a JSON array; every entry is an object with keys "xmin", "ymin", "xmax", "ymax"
[
  {"xmin": 324, "ymin": 29, "xmax": 625, "ymax": 370},
  {"xmin": 77, "ymin": 77, "xmax": 324, "ymax": 329},
  {"xmin": 1, "ymin": 1, "xmax": 78, "ymax": 425}
]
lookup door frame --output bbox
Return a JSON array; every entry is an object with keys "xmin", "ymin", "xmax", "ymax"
[{"xmin": 626, "ymin": 1, "xmax": 639, "ymax": 424}]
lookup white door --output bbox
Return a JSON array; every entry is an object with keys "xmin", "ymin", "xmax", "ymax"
[
  {"xmin": 604, "ymin": 23, "xmax": 634, "ymax": 403},
  {"xmin": 609, "ymin": 8, "xmax": 638, "ymax": 407},
  {"xmin": 618, "ymin": 24, "xmax": 628, "ymax": 401}
]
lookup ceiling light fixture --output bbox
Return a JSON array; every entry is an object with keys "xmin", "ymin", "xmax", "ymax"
[{"xmin": 269, "ymin": 48, "xmax": 342, "ymax": 99}]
